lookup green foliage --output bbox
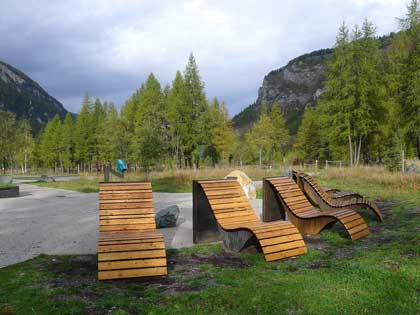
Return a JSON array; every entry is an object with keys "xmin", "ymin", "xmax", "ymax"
[
  {"xmin": 384, "ymin": 131, "xmax": 404, "ymax": 172},
  {"xmin": 245, "ymin": 106, "xmax": 275, "ymax": 166},
  {"xmin": 0, "ymin": 110, "xmax": 25, "ymax": 172},
  {"xmin": 270, "ymin": 103, "xmax": 290, "ymax": 161},
  {"xmin": 293, "ymin": 107, "xmax": 324, "ymax": 161}
]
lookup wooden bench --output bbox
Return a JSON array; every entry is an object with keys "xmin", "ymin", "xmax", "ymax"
[
  {"xmin": 263, "ymin": 177, "xmax": 370, "ymax": 241},
  {"xmin": 193, "ymin": 179, "xmax": 307, "ymax": 261},
  {"xmin": 98, "ymin": 182, "xmax": 167, "ymax": 280},
  {"xmin": 296, "ymin": 173, "xmax": 383, "ymax": 221}
]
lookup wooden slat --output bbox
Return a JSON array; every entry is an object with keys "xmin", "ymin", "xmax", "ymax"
[
  {"xmin": 99, "ymin": 258, "xmax": 167, "ymax": 271},
  {"xmin": 98, "ymin": 249, "xmax": 166, "ymax": 261},
  {"xmin": 98, "ymin": 267, "xmax": 167, "ymax": 280}
]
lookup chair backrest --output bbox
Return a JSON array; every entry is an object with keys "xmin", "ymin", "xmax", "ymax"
[
  {"xmin": 197, "ymin": 179, "xmax": 259, "ymax": 228},
  {"xmin": 300, "ymin": 174, "xmax": 332, "ymax": 202},
  {"xmin": 99, "ymin": 182, "xmax": 155, "ymax": 233},
  {"xmin": 266, "ymin": 177, "xmax": 316, "ymax": 217}
]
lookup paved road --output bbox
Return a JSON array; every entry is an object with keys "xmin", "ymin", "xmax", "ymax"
[{"xmin": 0, "ymin": 184, "xmax": 262, "ymax": 268}]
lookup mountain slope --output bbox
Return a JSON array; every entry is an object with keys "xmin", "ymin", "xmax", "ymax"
[
  {"xmin": 232, "ymin": 49, "xmax": 332, "ymax": 134},
  {"xmin": 0, "ymin": 61, "xmax": 68, "ymax": 133},
  {"xmin": 232, "ymin": 34, "xmax": 394, "ymax": 135}
]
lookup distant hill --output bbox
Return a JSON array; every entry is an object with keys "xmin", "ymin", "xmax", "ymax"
[
  {"xmin": 0, "ymin": 61, "xmax": 69, "ymax": 133},
  {"xmin": 232, "ymin": 33, "xmax": 395, "ymax": 135}
]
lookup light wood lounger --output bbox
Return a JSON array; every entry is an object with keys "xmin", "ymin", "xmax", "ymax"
[
  {"xmin": 98, "ymin": 182, "xmax": 167, "ymax": 280},
  {"xmin": 263, "ymin": 177, "xmax": 370, "ymax": 241},
  {"xmin": 193, "ymin": 179, "xmax": 307, "ymax": 261},
  {"xmin": 296, "ymin": 173, "xmax": 383, "ymax": 221}
]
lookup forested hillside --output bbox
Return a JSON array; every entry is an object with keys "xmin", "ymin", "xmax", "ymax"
[{"xmin": 0, "ymin": 61, "xmax": 68, "ymax": 133}]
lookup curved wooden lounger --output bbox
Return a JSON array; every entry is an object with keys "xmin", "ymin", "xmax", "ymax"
[
  {"xmin": 263, "ymin": 177, "xmax": 370, "ymax": 240},
  {"xmin": 292, "ymin": 169, "xmax": 362, "ymax": 201},
  {"xmin": 297, "ymin": 173, "xmax": 383, "ymax": 221},
  {"xmin": 193, "ymin": 179, "xmax": 307, "ymax": 261},
  {"xmin": 98, "ymin": 182, "xmax": 167, "ymax": 280}
]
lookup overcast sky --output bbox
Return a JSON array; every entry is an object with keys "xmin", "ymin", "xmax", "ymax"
[{"xmin": 0, "ymin": 0, "xmax": 408, "ymax": 115}]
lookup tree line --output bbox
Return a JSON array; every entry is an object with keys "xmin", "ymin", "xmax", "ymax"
[
  {"xmin": 294, "ymin": 0, "xmax": 420, "ymax": 170},
  {"xmin": 9, "ymin": 54, "xmax": 288, "ymax": 173}
]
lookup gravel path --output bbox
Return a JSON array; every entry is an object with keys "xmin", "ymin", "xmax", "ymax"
[{"xmin": 0, "ymin": 184, "xmax": 262, "ymax": 268}]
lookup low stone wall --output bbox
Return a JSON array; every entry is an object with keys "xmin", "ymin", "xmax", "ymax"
[{"xmin": 0, "ymin": 186, "xmax": 19, "ymax": 198}]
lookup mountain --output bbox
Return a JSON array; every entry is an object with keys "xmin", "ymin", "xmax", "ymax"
[
  {"xmin": 0, "ymin": 61, "xmax": 69, "ymax": 133},
  {"xmin": 232, "ymin": 49, "xmax": 333, "ymax": 135},
  {"xmin": 232, "ymin": 34, "xmax": 393, "ymax": 135}
]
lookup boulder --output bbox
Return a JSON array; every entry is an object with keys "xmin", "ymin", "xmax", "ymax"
[
  {"xmin": 0, "ymin": 176, "xmax": 12, "ymax": 184},
  {"xmin": 225, "ymin": 170, "xmax": 256, "ymax": 199},
  {"xmin": 156, "ymin": 205, "xmax": 180, "ymax": 228},
  {"xmin": 405, "ymin": 163, "xmax": 419, "ymax": 174},
  {"xmin": 40, "ymin": 175, "xmax": 56, "ymax": 182}
]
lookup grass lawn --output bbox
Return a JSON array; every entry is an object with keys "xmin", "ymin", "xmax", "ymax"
[
  {"xmin": 31, "ymin": 166, "xmax": 286, "ymax": 194},
  {"xmin": 1, "ymin": 168, "xmax": 419, "ymax": 314},
  {"xmin": 0, "ymin": 183, "xmax": 16, "ymax": 188}
]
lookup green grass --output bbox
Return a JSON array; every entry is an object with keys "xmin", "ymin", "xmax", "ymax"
[
  {"xmin": 1, "ymin": 175, "xmax": 420, "ymax": 314},
  {"xmin": 0, "ymin": 183, "xmax": 16, "ymax": 188},
  {"xmin": 6, "ymin": 168, "xmax": 420, "ymax": 313}
]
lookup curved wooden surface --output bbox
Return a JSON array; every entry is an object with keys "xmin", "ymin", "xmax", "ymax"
[
  {"xmin": 292, "ymin": 170, "xmax": 362, "ymax": 201},
  {"xmin": 197, "ymin": 180, "xmax": 307, "ymax": 261},
  {"xmin": 264, "ymin": 177, "xmax": 370, "ymax": 241},
  {"xmin": 98, "ymin": 182, "xmax": 167, "ymax": 280},
  {"xmin": 298, "ymin": 174, "xmax": 383, "ymax": 221}
]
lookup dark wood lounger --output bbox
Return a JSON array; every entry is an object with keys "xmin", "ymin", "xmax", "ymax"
[
  {"xmin": 295, "ymin": 172, "xmax": 383, "ymax": 221},
  {"xmin": 193, "ymin": 179, "xmax": 307, "ymax": 261},
  {"xmin": 263, "ymin": 177, "xmax": 370, "ymax": 240}
]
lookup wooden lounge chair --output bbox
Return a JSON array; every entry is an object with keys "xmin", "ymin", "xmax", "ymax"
[
  {"xmin": 263, "ymin": 177, "xmax": 370, "ymax": 240},
  {"xmin": 98, "ymin": 182, "xmax": 167, "ymax": 280},
  {"xmin": 292, "ymin": 169, "xmax": 363, "ymax": 201},
  {"xmin": 193, "ymin": 179, "xmax": 307, "ymax": 261},
  {"xmin": 296, "ymin": 173, "xmax": 383, "ymax": 221}
]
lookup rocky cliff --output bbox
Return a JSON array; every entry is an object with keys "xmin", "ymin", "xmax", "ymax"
[
  {"xmin": 0, "ymin": 61, "xmax": 68, "ymax": 133},
  {"xmin": 232, "ymin": 48, "xmax": 333, "ymax": 134}
]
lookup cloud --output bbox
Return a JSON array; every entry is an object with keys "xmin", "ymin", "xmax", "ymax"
[{"xmin": 0, "ymin": 0, "xmax": 408, "ymax": 114}]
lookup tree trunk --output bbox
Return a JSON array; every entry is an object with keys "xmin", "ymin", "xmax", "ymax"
[
  {"xmin": 259, "ymin": 148, "xmax": 262, "ymax": 168},
  {"xmin": 348, "ymin": 134, "xmax": 353, "ymax": 167},
  {"xmin": 417, "ymin": 134, "xmax": 420, "ymax": 160}
]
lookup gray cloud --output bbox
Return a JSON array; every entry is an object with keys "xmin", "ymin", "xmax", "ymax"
[{"xmin": 0, "ymin": 0, "xmax": 407, "ymax": 114}]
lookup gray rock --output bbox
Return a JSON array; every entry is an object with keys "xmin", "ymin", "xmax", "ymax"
[
  {"xmin": 220, "ymin": 229, "xmax": 255, "ymax": 252},
  {"xmin": 405, "ymin": 163, "xmax": 419, "ymax": 174},
  {"xmin": 156, "ymin": 205, "xmax": 179, "ymax": 228},
  {"xmin": 0, "ymin": 176, "xmax": 12, "ymax": 184},
  {"xmin": 40, "ymin": 175, "xmax": 55, "ymax": 182}
]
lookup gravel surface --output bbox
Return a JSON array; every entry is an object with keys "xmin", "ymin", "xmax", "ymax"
[{"xmin": 0, "ymin": 184, "xmax": 262, "ymax": 268}]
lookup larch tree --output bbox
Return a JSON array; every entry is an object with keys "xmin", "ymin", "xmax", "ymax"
[
  {"xmin": 61, "ymin": 113, "xmax": 74, "ymax": 171},
  {"xmin": 270, "ymin": 103, "xmax": 290, "ymax": 162},
  {"xmin": 183, "ymin": 53, "xmax": 208, "ymax": 168},
  {"xmin": 74, "ymin": 93, "xmax": 94, "ymax": 170},
  {"xmin": 245, "ymin": 106, "xmax": 275, "ymax": 167}
]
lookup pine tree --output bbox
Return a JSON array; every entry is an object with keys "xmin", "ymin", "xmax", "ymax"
[
  {"xmin": 91, "ymin": 98, "xmax": 106, "ymax": 161},
  {"xmin": 130, "ymin": 73, "xmax": 166, "ymax": 171},
  {"xmin": 61, "ymin": 113, "xmax": 74, "ymax": 171},
  {"xmin": 74, "ymin": 93, "xmax": 94, "ymax": 170},
  {"xmin": 317, "ymin": 20, "xmax": 384, "ymax": 165},
  {"xmin": 167, "ymin": 71, "xmax": 190, "ymax": 168},
  {"xmin": 294, "ymin": 108, "xmax": 324, "ymax": 161},
  {"xmin": 270, "ymin": 103, "xmax": 290, "ymax": 162},
  {"xmin": 183, "ymin": 53, "xmax": 208, "ymax": 168},
  {"xmin": 39, "ymin": 115, "xmax": 61, "ymax": 169},
  {"xmin": 384, "ymin": 130, "xmax": 404, "ymax": 172}
]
